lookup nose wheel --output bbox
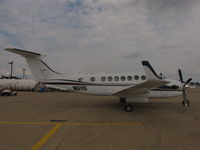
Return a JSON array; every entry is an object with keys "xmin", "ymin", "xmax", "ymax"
[{"xmin": 182, "ymin": 99, "xmax": 190, "ymax": 107}]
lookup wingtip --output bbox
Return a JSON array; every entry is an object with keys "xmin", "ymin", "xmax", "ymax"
[
  {"xmin": 4, "ymin": 48, "xmax": 41, "ymax": 56},
  {"xmin": 4, "ymin": 48, "xmax": 21, "ymax": 52},
  {"xmin": 4, "ymin": 48, "xmax": 13, "ymax": 51},
  {"xmin": 141, "ymin": 60, "xmax": 150, "ymax": 66},
  {"xmin": 141, "ymin": 60, "xmax": 160, "ymax": 79}
]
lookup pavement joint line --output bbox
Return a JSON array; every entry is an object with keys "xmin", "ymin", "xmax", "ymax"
[
  {"xmin": 0, "ymin": 121, "xmax": 143, "ymax": 126},
  {"xmin": 0, "ymin": 121, "xmax": 143, "ymax": 150},
  {"xmin": 31, "ymin": 123, "xmax": 62, "ymax": 150}
]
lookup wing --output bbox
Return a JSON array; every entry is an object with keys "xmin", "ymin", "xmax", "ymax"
[
  {"xmin": 114, "ymin": 79, "xmax": 169, "ymax": 96},
  {"xmin": 113, "ymin": 60, "xmax": 169, "ymax": 97}
]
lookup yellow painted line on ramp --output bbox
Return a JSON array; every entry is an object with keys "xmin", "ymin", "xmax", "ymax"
[
  {"xmin": 31, "ymin": 123, "xmax": 62, "ymax": 150},
  {"xmin": 0, "ymin": 121, "xmax": 57, "ymax": 125},
  {"xmin": 0, "ymin": 121, "xmax": 143, "ymax": 150},
  {"xmin": 0, "ymin": 121, "xmax": 143, "ymax": 126}
]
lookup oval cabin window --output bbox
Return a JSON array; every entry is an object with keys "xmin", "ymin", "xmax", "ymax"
[
  {"xmin": 141, "ymin": 75, "xmax": 146, "ymax": 80},
  {"xmin": 134, "ymin": 75, "xmax": 139, "ymax": 80},
  {"xmin": 114, "ymin": 76, "xmax": 119, "ymax": 81},
  {"xmin": 127, "ymin": 76, "xmax": 132, "ymax": 81},
  {"xmin": 121, "ymin": 76, "xmax": 126, "ymax": 81},
  {"xmin": 90, "ymin": 77, "xmax": 95, "ymax": 82},
  {"xmin": 101, "ymin": 77, "xmax": 106, "ymax": 82},
  {"xmin": 108, "ymin": 76, "xmax": 112, "ymax": 81}
]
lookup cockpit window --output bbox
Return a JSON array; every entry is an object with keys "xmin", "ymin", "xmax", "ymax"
[{"xmin": 159, "ymin": 85, "xmax": 179, "ymax": 89}]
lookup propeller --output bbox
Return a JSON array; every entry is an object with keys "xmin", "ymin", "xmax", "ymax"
[
  {"xmin": 178, "ymin": 69, "xmax": 192, "ymax": 107},
  {"xmin": 178, "ymin": 69, "xmax": 184, "ymax": 83}
]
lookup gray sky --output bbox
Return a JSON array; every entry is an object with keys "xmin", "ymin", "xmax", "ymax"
[{"xmin": 0, "ymin": 0, "xmax": 200, "ymax": 81}]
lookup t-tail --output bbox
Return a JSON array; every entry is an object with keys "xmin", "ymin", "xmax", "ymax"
[{"xmin": 4, "ymin": 48, "xmax": 61, "ymax": 82}]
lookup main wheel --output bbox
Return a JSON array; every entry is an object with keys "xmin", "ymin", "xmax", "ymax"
[
  {"xmin": 119, "ymin": 98, "xmax": 126, "ymax": 104},
  {"xmin": 124, "ymin": 104, "xmax": 133, "ymax": 112},
  {"xmin": 182, "ymin": 99, "xmax": 190, "ymax": 107}
]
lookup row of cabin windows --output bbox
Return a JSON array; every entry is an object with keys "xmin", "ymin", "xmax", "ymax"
[{"xmin": 90, "ymin": 75, "xmax": 146, "ymax": 82}]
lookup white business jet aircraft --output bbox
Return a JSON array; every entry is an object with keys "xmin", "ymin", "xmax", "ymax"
[{"xmin": 4, "ymin": 48, "xmax": 192, "ymax": 112}]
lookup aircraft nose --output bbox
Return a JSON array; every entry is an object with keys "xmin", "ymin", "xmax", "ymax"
[
  {"xmin": 177, "ymin": 82, "xmax": 183, "ymax": 90},
  {"xmin": 185, "ymin": 84, "xmax": 190, "ymax": 88}
]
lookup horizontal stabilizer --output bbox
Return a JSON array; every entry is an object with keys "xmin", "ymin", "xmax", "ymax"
[
  {"xmin": 4, "ymin": 48, "xmax": 41, "ymax": 57},
  {"xmin": 4, "ymin": 48, "xmax": 60, "ymax": 82}
]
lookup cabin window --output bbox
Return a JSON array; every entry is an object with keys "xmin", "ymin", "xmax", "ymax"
[
  {"xmin": 127, "ymin": 76, "xmax": 132, "ymax": 81},
  {"xmin": 114, "ymin": 76, "xmax": 119, "ymax": 81},
  {"xmin": 141, "ymin": 75, "xmax": 146, "ymax": 80},
  {"xmin": 108, "ymin": 76, "xmax": 112, "ymax": 81},
  {"xmin": 90, "ymin": 77, "xmax": 95, "ymax": 82},
  {"xmin": 101, "ymin": 77, "xmax": 106, "ymax": 82},
  {"xmin": 78, "ymin": 78, "xmax": 83, "ymax": 82},
  {"xmin": 121, "ymin": 76, "xmax": 126, "ymax": 81},
  {"xmin": 134, "ymin": 75, "xmax": 139, "ymax": 80}
]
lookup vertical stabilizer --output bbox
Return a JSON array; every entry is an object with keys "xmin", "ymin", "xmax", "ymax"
[{"xmin": 4, "ymin": 48, "xmax": 61, "ymax": 82}]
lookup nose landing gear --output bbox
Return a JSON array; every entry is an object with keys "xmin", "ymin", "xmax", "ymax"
[{"xmin": 182, "ymin": 99, "xmax": 190, "ymax": 107}]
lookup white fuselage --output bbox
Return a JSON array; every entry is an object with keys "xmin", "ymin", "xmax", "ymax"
[
  {"xmin": 43, "ymin": 73, "xmax": 182, "ymax": 99},
  {"xmin": 4, "ymin": 48, "xmax": 185, "ymax": 106}
]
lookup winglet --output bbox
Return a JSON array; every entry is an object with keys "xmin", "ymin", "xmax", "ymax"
[{"xmin": 142, "ymin": 60, "xmax": 160, "ymax": 80}]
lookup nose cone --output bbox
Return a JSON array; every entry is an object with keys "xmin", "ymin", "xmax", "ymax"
[
  {"xmin": 185, "ymin": 84, "xmax": 190, "ymax": 88},
  {"xmin": 177, "ymin": 81, "xmax": 183, "ymax": 90}
]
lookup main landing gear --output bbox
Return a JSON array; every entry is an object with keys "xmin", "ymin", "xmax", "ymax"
[{"xmin": 119, "ymin": 98, "xmax": 133, "ymax": 112}]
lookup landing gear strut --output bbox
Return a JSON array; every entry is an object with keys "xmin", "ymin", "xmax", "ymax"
[
  {"xmin": 182, "ymin": 99, "xmax": 190, "ymax": 107},
  {"xmin": 119, "ymin": 98, "xmax": 133, "ymax": 112},
  {"xmin": 119, "ymin": 98, "xmax": 126, "ymax": 104}
]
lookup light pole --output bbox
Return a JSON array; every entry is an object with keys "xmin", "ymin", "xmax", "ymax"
[
  {"xmin": 9, "ymin": 61, "xmax": 13, "ymax": 79},
  {"xmin": 22, "ymin": 68, "xmax": 26, "ymax": 79}
]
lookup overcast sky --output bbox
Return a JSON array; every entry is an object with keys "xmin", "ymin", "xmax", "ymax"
[{"xmin": 0, "ymin": 0, "xmax": 200, "ymax": 81}]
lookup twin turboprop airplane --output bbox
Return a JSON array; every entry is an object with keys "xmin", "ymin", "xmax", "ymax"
[{"xmin": 4, "ymin": 48, "xmax": 192, "ymax": 112}]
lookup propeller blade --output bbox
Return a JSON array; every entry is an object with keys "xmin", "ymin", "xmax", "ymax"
[
  {"xmin": 184, "ymin": 78, "xmax": 192, "ymax": 87},
  {"xmin": 178, "ymin": 69, "xmax": 184, "ymax": 83},
  {"xmin": 178, "ymin": 69, "xmax": 191, "ymax": 107},
  {"xmin": 182, "ymin": 87, "xmax": 190, "ymax": 107}
]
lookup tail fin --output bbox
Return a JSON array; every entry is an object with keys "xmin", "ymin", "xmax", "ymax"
[
  {"xmin": 142, "ymin": 60, "xmax": 160, "ymax": 80},
  {"xmin": 4, "ymin": 48, "xmax": 61, "ymax": 82}
]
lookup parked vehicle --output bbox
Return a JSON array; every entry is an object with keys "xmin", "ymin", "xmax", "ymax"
[{"xmin": 0, "ymin": 89, "xmax": 17, "ymax": 96}]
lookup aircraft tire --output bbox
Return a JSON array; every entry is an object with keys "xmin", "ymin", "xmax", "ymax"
[
  {"xmin": 182, "ymin": 99, "xmax": 190, "ymax": 107},
  {"xmin": 124, "ymin": 104, "xmax": 133, "ymax": 112}
]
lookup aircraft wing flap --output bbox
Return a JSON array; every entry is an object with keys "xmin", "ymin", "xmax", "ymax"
[{"xmin": 114, "ymin": 79, "xmax": 169, "ymax": 96}]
